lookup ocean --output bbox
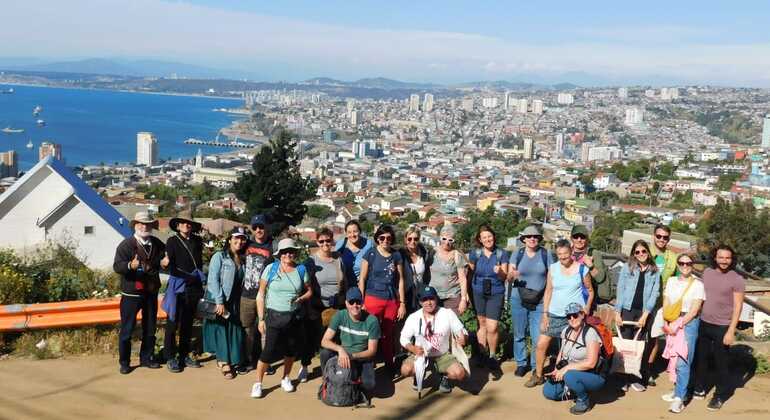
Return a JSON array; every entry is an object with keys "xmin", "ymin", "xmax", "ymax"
[{"xmin": 0, "ymin": 84, "xmax": 242, "ymax": 170}]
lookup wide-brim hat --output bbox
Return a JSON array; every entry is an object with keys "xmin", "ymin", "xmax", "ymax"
[
  {"xmin": 274, "ymin": 238, "xmax": 300, "ymax": 256},
  {"xmin": 169, "ymin": 217, "xmax": 202, "ymax": 233},
  {"xmin": 130, "ymin": 211, "xmax": 159, "ymax": 229},
  {"xmin": 571, "ymin": 225, "xmax": 590, "ymax": 237},
  {"xmin": 519, "ymin": 225, "xmax": 543, "ymax": 239}
]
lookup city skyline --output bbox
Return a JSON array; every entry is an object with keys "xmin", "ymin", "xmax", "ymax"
[{"xmin": 2, "ymin": 0, "xmax": 770, "ymax": 87}]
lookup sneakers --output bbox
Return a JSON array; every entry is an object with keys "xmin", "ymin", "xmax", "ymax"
[
  {"xmin": 524, "ymin": 373, "xmax": 544, "ymax": 388},
  {"xmin": 281, "ymin": 376, "xmax": 295, "ymax": 393},
  {"xmin": 706, "ymin": 396, "xmax": 724, "ymax": 411},
  {"xmin": 488, "ymin": 357, "xmax": 502, "ymax": 381},
  {"xmin": 514, "ymin": 365, "xmax": 530, "ymax": 377},
  {"xmin": 661, "ymin": 391, "xmax": 677, "ymax": 402},
  {"xmin": 669, "ymin": 397, "xmax": 684, "ymax": 413},
  {"xmin": 630, "ymin": 382, "xmax": 647, "ymax": 392},
  {"xmin": 140, "ymin": 359, "xmax": 161, "ymax": 369},
  {"xmin": 183, "ymin": 355, "xmax": 202, "ymax": 368},
  {"xmin": 692, "ymin": 389, "xmax": 706, "ymax": 400},
  {"xmin": 266, "ymin": 365, "xmax": 277, "ymax": 376},
  {"xmin": 297, "ymin": 365, "xmax": 309, "ymax": 383},
  {"xmin": 439, "ymin": 376, "xmax": 453, "ymax": 394},
  {"xmin": 620, "ymin": 383, "xmax": 630, "ymax": 392},
  {"xmin": 166, "ymin": 358, "xmax": 182, "ymax": 373},
  {"xmin": 569, "ymin": 400, "xmax": 591, "ymax": 415},
  {"xmin": 648, "ymin": 375, "xmax": 657, "ymax": 387},
  {"xmin": 250, "ymin": 382, "xmax": 263, "ymax": 399},
  {"xmin": 236, "ymin": 364, "xmax": 252, "ymax": 375}
]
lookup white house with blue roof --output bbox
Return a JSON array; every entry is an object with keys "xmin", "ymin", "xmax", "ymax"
[{"xmin": 0, "ymin": 156, "xmax": 131, "ymax": 269}]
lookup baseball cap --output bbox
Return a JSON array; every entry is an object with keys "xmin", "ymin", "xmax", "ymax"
[
  {"xmin": 417, "ymin": 286, "xmax": 438, "ymax": 301},
  {"xmin": 345, "ymin": 287, "xmax": 363, "ymax": 303}
]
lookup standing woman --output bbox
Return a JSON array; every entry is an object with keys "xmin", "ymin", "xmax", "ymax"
[
  {"xmin": 297, "ymin": 227, "xmax": 346, "ymax": 383},
  {"xmin": 251, "ymin": 238, "xmax": 312, "ymax": 399},
  {"xmin": 359, "ymin": 224, "xmax": 406, "ymax": 371},
  {"xmin": 613, "ymin": 239, "xmax": 661, "ymax": 392},
  {"xmin": 528, "ymin": 239, "xmax": 594, "ymax": 388},
  {"xmin": 660, "ymin": 254, "xmax": 704, "ymax": 413},
  {"xmin": 507, "ymin": 225, "xmax": 554, "ymax": 377},
  {"xmin": 467, "ymin": 224, "xmax": 509, "ymax": 379},
  {"xmin": 399, "ymin": 226, "xmax": 431, "ymax": 312},
  {"xmin": 203, "ymin": 226, "xmax": 249, "ymax": 380},
  {"xmin": 336, "ymin": 220, "xmax": 373, "ymax": 289},
  {"xmin": 429, "ymin": 223, "xmax": 470, "ymax": 315}
]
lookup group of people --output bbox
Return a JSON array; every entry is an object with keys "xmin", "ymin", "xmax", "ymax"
[{"xmin": 114, "ymin": 212, "xmax": 746, "ymax": 414}]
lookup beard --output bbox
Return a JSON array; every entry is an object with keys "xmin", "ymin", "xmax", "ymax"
[{"xmin": 137, "ymin": 230, "xmax": 151, "ymax": 239}]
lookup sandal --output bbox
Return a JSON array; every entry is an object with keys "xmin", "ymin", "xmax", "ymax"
[{"xmin": 221, "ymin": 364, "xmax": 235, "ymax": 380}]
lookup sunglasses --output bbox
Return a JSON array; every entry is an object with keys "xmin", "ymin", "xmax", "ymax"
[
  {"xmin": 420, "ymin": 297, "xmax": 436, "ymax": 303},
  {"xmin": 441, "ymin": 237, "xmax": 455, "ymax": 244},
  {"xmin": 347, "ymin": 299, "xmax": 362, "ymax": 306},
  {"xmin": 522, "ymin": 235, "xmax": 540, "ymax": 240},
  {"xmin": 406, "ymin": 237, "xmax": 420, "ymax": 242},
  {"xmin": 677, "ymin": 261, "xmax": 694, "ymax": 267},
  {"xmin": 252, "ymin": 225, "xmax": 265, "ymax": 230},
  {"xmin": 655, "ymin": 234, "xmax": 670, "ymax": 241},
  {"xmin": 572, "ymin": 234, "xmax": 587, "ymax": 240},
  {"xmin": 378, "ymin": 235, "xmax": 393, "ymax": 242},
  {"xmin": 317, "ymin": 239, "xmax": 333, "ymax": 244},
  {"xmin": 566, "ymin": 312, "xmax": 581, "ymax": 320},
  {"xmin": 634, "ymin": 249, "xmax": 648, "ymax": 255},
  {"xmin": 281, "ymin": 250, "xmax": 298, "ymax": 256}
]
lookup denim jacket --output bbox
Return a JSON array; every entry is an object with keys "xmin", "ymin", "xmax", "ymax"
[
  {"xmin": 207, "ymin": 251, "xmax": 243, "ymax": 304},
  {"xmin": 614, "ymin": 263, "xmax": 661, "ymax": 313}
]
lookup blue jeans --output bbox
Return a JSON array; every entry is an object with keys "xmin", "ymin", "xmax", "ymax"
[
  {"xmin": 543, "ymin": 370, "xmax": 605, "ymax": 404},
  {"xmin": 674, "ymin": 318, "xmax": 700, "ymax": 399},
  {"xmin": 510, "ymin": 297, "xmax": 543, "ymax": 367}
]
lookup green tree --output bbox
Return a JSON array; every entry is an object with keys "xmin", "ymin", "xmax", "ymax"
[
  {"xmin": 715, "ymin": 173, "xmax": 741, "ymax": 192},
  {"xmin": 454, "ymin": 207, "xmax": 522, "ymax": 251},
  {"xmin": 306, "ymin": 204, "xmax": 333, "ymax": 220},
  {"xmin": 587, "ymin": 190, "xmax": 620, "ymax": 209},
  {"xmin": 233, "ymin": 129, "xmax": 318, "ymax": 236},
  {"xmin": 590, "ymin": 211, "xmax": 642, "ymax": 253},
  {"xmin": 403, "ymin": 210, "xmax": 421, "ymax": 224},
  {"xmin": 531, "ymin": 207, "xmax": 546, "ymax": 222},
  {"xmin": 448, "ymin": 180, "xmax": 460, "ymax": 189}
]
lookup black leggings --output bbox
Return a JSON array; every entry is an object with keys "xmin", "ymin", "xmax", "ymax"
[
  {"xmin": 301, "ymin": 316, "xmax": 323, "ymax": 366},
  {"xmin": 259, "ymin": 320, "xmax": 304, "ymax": 363}
]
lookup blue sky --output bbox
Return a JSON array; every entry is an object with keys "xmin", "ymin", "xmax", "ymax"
[{"xmin": 3, "ymin": 0, "xmax": 770, "ymax": 86}]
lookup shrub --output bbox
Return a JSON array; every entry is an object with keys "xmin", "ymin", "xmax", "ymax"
[{"xmin": 0, "ymin": 264, "xmax": 34, "ymax": 305}]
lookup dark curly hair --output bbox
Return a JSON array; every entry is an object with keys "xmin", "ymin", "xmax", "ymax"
[{"xmin": 710, "ymin": 244, "xmax": 737, "ymax": 271}]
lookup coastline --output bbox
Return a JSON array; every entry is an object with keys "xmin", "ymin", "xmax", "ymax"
[{"xmin": 0, "ymin": 81, "xmax": 243, "ymax": 102}]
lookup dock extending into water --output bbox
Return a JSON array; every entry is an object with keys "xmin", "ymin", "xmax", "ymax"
[{"xmin": 184, "ymin": 137, "xmax": 259, "ymax": 149}]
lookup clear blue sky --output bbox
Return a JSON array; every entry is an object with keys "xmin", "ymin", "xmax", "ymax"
[{"xmin": 3, "ymin": 0, "xmax": 770, "ymax": 86}]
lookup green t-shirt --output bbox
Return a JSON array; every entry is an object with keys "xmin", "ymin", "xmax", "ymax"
[
  {"xmin": 329, "ymin": 309, "xmax": 381, "ymax": 354},
  {"xmin": 261, "ymin": 262, "xmax": 309, "ymax": 312},
  {"xmin": 654, "ymin": 254, "xmax": 666, "ymax": 273}
]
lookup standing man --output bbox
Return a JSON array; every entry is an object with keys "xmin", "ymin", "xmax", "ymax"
[
  {"xmin": 162, "ymin": 216, "xmax": 205, "ymax": 373},
  {"xmin": 647, "ymin": 224, "xmax": 679, "ymax": 385},
  {"xmin": 113, "ymin": 212, "xmax": 166, "ymax": 374},
  {"xmin": 239, "ymin": 214, "xmax": 275, "ymax": 374},
  {"xmin": 569, "ymin": 225, "xmax": 609, "ymax": 308},
  {"xmin": 693, "ymin": 245, "xmax": 745, "ymax": 411}
]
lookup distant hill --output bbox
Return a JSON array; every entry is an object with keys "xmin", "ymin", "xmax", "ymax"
[
  {"xmin": 352, "ymin": 77, "xmax": 436, "ymax": 90},
  {"xmin": 7, "ymin": 58, "xmax": 231, "ymax": 79}
]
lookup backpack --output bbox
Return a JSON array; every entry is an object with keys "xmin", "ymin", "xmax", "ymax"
[
  {"xmin": 584, "ymin": 316, "xmax": 614, "ymax": 377},
  {"xmin": 514, "ymin": 247, "xmax": 550, "ymax": 276},
  {"xmin": 266, "ymin": 262, "xmax": 306, "ymax": 288},
  {"xmin": 318, "ymin": 356, "xmax": 362, "ymax": 407},
  {"xmin": 472, "ymin": 247, "xmax": 504, "ymax": 284}
]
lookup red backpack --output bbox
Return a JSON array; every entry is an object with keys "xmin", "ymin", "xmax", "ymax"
[{"xmin": 585, "ymin": 315, "xmax": 614, "ymax": 375}]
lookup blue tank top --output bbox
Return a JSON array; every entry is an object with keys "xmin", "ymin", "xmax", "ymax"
[{"xmin": 548, "ymin": 262, "xmax": 585, "ymax": 317}]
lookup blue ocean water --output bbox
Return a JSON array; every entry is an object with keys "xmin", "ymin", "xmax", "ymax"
[{"xmin": 0, "ymin": 84, "xmax": 242, "ymax": 170}]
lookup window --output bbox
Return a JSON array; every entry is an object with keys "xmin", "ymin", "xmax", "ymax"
[{"xmin": 84, "ymin": 226, "xmax": 95, "ymax": 235}]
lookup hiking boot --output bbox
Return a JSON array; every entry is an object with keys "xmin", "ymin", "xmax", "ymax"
[
  {"xmin": 524, "ymin": 373, "xmax": 544, "ymax": 388},
  {"xmin": 281, "ymin": 376, "xmax": 295, "ymax": 393},
  {"xmin": 183, "ymin": 355, "xmax": 201, "ymax": 368},
  {"xmin": 297, "ymin": 365, "xmax": 309, "ymax": 383},
  {"xmin": 669, "ymin": 398, "xmax": 684, "ymax": 413},
  {"xmin": 166, "ymin": 358, "xmax": 182, "ymax": 373},
  {"xmin": 488, "ymin": 357, "xmax": 502, "ymax": 381},
  {"xmin": 515, "ymin": 365, "xmax": 530, "ymax": 377},
  {"xmin": 439, "ymin": 376, "xmax": 453, "ymax": 394},
  {"xmin": 119, "ymin": 365, "xmax": 131, "ymax": 375},
  {"xmin": 250, "ymin": 382, "xmax": 263, "ymax": 399},
  {"xmin": 569, "ymin": 400, "xmax": 591, "ymax": 415},
  {"xmin": 692, "ymin": 389, "xmax": 706, "ymax": 400},
  {"xmin": 706, "ymin": 396, "xmax": 724, "ymax": 411}
]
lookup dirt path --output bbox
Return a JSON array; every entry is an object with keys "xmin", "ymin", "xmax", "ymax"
[{"xmin": 1, "ymin": 355, "xmax": 768, "ymax": 420}]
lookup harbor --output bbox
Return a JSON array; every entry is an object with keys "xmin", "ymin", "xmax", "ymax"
[{"xmin": 184, "ymin": 137, "xmax": 261, "ymax": 149}]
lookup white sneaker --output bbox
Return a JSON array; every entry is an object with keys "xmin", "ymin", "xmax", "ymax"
[
  {"xmin": 297, "ymin": 365, "xmax": 308, "ymax": 383},
  {"xmin": 661, "ymin": 391, "xmax": 677, "ymax": 402},
  {"xmin": 281, "ymin": 376, "xmax": 295, "ymax": 392},
  {"xmin": 669, "ymin": 398, "xmax": 684, "ymax": 413},
  {"xmin": 250, "ymin": 382, "xmax": 263, "ymax": 399},
  {"xmin": 630, "ymin": 382, "xmax": 647, "ymax": 392},
  {"xmin": 621, "ymin": 383, "xmax": 630, "ymax": 392}
]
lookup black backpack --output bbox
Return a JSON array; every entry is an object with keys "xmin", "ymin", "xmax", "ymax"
[{"xmin": 318, "ymin": 356, "xmax": 362, "ymax": 407}]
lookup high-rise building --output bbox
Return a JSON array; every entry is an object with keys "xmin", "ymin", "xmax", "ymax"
[
  {"xmin": 461, "ymin": 98, "xmax": 474, "ymax": 112},
  {"xmin": 0, "ymin": 150, "xmax": 18, "ymax": 178},
  {"xmin": 346, "ymin": 98, "xmax": 356, "ymax": 114},
  {"xmin": 618, "ymin": 87, "xmax": 628, "ymax": 99},
  {"xmin": 504, "ymin": 92, "xmax": 513, "ymax": 111},
  {"xmin": 762, "ymin": 115, "xmax": 770, "ymax": 149},
  {"xmin": 581, "ymin": 144, "xmax": 622, "ymax": 162},
  {"xmin": 409, "ymin": 94, "xmax": 420, "ymax": 112},
  {"xmin": 555, "ymin": 133, "xmax": 564, "ymax": 158},
  {"xmin": 645, "ymin": 89, "xmax": 656, "ymax": 98},
  {"xmin": 517, "ymin": 99, "xmax": 528, "ymax": 114},
  {"xmin": 350, "ymin": 110, "xmax": 361, "ymax": 126},
  {"xmin": 136, "ymin": 132, "xmax": 158, "ymax": 166},
  {"xmin": 423, "ymin": 93, "xmax": 434, "ymax": 112},
  {"xmin": 531, "ymin": 99, "xmax": 543, "ymax": 115},
  {"xmin": 38, "ymin": 142, "xmax": 62, "ymax": 161},
  {"xmin": 625, "ymin": 107, "xmax": 644, "ymax": 126},
  {"xmin": 557, "ymin": 93, "xmax": 574, "ymax": 105},
  {"xmin": 195, "ymin": 148, "xmax": 203, "ymax": 168},
  {"xmin": 523, "ymin": 137, "xmax": 534, "ymax": 160},
  {"xmin": 660, "ymin": 87, "xmax": 679, "ymax": 101},
  {"xmin": 482, "ymin": 97, "xmax": 498, "ymax": 108}
]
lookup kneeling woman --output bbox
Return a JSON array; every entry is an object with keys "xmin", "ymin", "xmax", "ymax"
[
  {"xmin": 250, "ymin": 238, "xmax": 312, "ymax": 399},
  {"xmin": 543, "ymin": 303, "xmax": 606, "ymax": 415}
]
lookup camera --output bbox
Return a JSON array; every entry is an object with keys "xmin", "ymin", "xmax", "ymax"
[
  {"xmin": 556, "ymin": 359, "xmax": 569, "ymax": 370},
  {"xmin": 547, "ymin": 359, "xmax": 570, "ymax": 383},
  {"xmin": 512, "ymin": 279, "xmax": 526, "ymax": 288}
]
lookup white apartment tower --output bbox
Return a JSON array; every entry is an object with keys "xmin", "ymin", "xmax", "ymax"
[
  {"xmin": 517, "ymin": 99, "xmax": 528, "ymax": 114},
  {"xmin": 532, "ymin": 99, "xmax": 544, "ymax": 115},
  {"xmin": 504, "ymin": 92, "xmax": 513, "ymax": 111},
  {"xmin": 557, "ymin": 93, "xmax": 574, "ymax": 105},
  {"xmin": 762, "ymin": 114, "xmax": 770, "ymax": 149},
  {"xmin": 618, "ymin": 87, "xmax": 628, "ymax": 99},
  {"xmin": 409, "ymin": 94, "xmax": 421, "ymax": 112},
  {"xmin": 523, "ymin": 137, "xmax": 534, "ymax": 160},
  {"xmin": 136, "ymin": 132, "xmax": 158, "ymax": 166},
  {"xmin": 625, "ymin": 107, "xmax": 644, "ymax": 126},
  {"xmin": 423, "ymin": 94, "xmax": 434, "ymax": 112},
  {"xmin": 555, "ymin": 133, "xmax": 564, "ymax": 158}
]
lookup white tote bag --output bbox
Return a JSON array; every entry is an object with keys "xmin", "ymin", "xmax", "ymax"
[{"xmin": 610, "ymin": 324, "xmax": 645, "ymax": 378}]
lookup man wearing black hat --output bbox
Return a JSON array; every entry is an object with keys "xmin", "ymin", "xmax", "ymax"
[
  {"xmin": 239, "ymin": 214, "xmax": 275, "ymax": 374},
  {"xmin": 400, "ymin": 286, "xmax": 469, "ymax": 393},
  {"xmin": 162, "ymin": 216, "xmax": 205, "ymax": 372},
  {"xmin": 113, "ymin": 212, "xmax": 167, "ymax": 374},
  {"xmin": 570, "ymin": 225, "xmax": 609, "ymax": 311}
]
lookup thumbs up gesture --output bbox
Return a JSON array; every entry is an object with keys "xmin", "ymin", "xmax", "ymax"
[{"xmin": 130, "ymin": 254, "xmax": 140, "ymax": 270}]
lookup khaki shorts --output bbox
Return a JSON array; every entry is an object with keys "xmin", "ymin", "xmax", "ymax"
[{"xmin": 409, "ymin": 352, "xmax": 459, "ymax": 374}]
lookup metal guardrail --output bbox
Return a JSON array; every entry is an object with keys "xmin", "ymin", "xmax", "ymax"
[{"xmin": 0, "ymin": 297, "xmax": 168, "ymax": 332}]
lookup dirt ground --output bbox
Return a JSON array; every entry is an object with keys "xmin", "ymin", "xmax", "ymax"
[{"xmin": 1, "ymin": 354, "xmax": 769, "ymax": 420}]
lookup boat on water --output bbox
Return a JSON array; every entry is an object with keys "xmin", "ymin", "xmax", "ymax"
[
  {"xmin": 33, "ymin": 105, "xmax": 42, "ymax": 116},
  {"xmin": 1, "ymin": 88, "xmax": 14, "ymax": 94},
  {"xmin": 26, "ymin": 140, "xmax": 33, "ymax": 149},
  {"xmin": 2, "ymin": 127, "xmax": 25, "ymax": 134},
  {"xmin": 36, "ymin": 119, "xmax": 46, "ymax": 126}
]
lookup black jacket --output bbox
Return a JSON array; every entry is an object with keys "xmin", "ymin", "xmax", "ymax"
[
  {"xmin": 165, "ymin": 234, "xmax": 204, "ymax": 287},
  {"xmin": 113, "ymin": 236, "xmax": 165, "ymax": 294}
]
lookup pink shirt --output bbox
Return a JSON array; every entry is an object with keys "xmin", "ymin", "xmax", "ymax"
[{"xmin": 700, "ymin": 268, "xmax": 745, "ymax": 326}]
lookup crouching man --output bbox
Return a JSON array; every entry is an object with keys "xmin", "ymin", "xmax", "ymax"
[{"xmin": 400, "ymin": 286, "xmax": 469, "ymax": 393}]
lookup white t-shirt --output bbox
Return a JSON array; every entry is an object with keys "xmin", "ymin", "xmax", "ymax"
[
  {"xmin": 400, "ymin": 307, "xmax": 467, "ymax": 358},
  {"xmin": 664, "ymin": 275, "xmax": 706, "ymax": 313},
  {"xmin": 410, "ymin": 256, "xmax": 425, "ymax": 284}
]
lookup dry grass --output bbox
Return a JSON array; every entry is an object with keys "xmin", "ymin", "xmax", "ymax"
[{"xmin": 7, "ymin": 326, "xmax": 122, "ymax": 359}]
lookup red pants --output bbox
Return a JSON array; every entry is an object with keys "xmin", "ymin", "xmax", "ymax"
[{"xmin": 364, "ymin": 294, "xmax": 398, "ymax": 366}]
